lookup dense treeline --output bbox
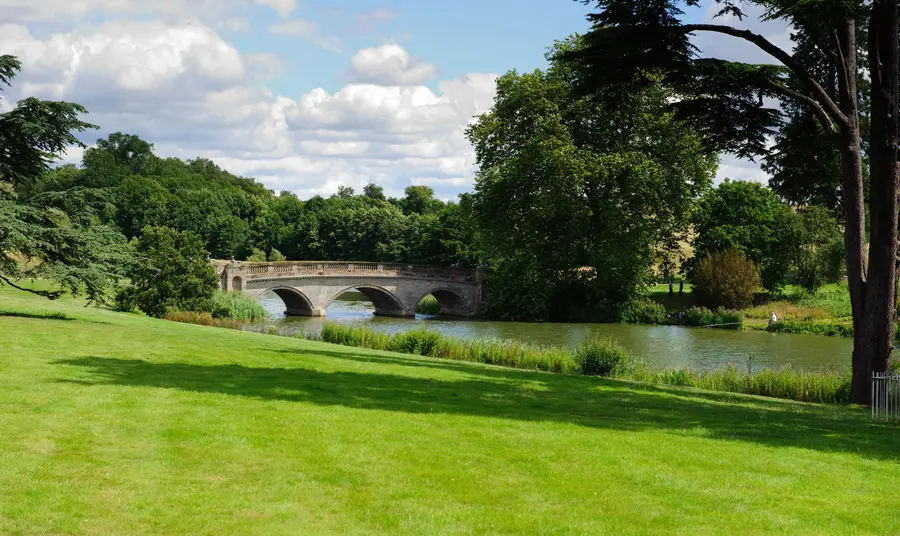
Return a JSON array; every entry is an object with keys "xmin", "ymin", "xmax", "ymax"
[{"xmin": 23, "ymin": 133, "xmax": 479, "ymax": 267}]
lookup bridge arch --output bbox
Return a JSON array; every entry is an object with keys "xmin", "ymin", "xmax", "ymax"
[
  {"xmin": 326, "ymin": 285, "xmax": 408, "ymax": 317},
  {"xmin": 267, "ymin": 287, "xmax": 318, "ymax": 317},
  {"xmin": 415, "ymin": 287, "xmax": 472, "ymax": 317}
]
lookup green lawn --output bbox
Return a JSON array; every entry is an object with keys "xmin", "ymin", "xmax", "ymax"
[{"xmin": 2, "ymin": 286, "xmax": 900, "ymax": 535}]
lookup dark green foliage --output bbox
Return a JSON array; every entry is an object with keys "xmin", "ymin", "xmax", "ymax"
[
  {"xmin": 689, "ymin": 180, "xmax": 791, "ymax": 290},
  {"xmin": 619, "ymin": 300, "xmax": 669, "ymax": 324},
  {"xmin": 681, "ymin": 307, "xmax": 742, "ymax": 329},
  {"xmin": 0, "ymin": 55, "xmax": 128, "ymax": 303},
  {"xmin": 362, "ymin": 183, "xmax": 386, "ymax": 201},
  {"xmin": 468, "ymin": 35, "xmax": 715, "ymax": 321},
  {"xmin": 794, "ymin": 206, "xmax": 845, "ymax": 292},
  {"xmin": 574, "ymin": 337, "xmax": 635, "ymax": 377},
  {"xmin": 27, "ymin": 129, "xmax": 480, "ymax": 267},
  {"xmin": 415, "ymin": 295, "xmax": 441, "ymax": 315},
  {"xmin": 115, "ymin": 226, "xmax": 218, "ymax": 318},
  {"xmin": 692, "ymin": 249, "xmax": 762, "ymax": 310}
]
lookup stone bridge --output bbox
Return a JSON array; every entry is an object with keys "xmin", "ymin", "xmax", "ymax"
[{"xmin": 217, "ymin": 261, "xmax": 489, "ymax": 317}]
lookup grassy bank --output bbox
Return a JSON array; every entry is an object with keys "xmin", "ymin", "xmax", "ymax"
[
  {"xmin": 3, "ymin": 286, "xmax": 900, "ymax": 534},
  {"xmin": 230, "ymin": 321, "xmax": 850, "ymax": 404},
  {"xmin": 645, "ymin": 282, "xmax": 858, "ymax": 336}
]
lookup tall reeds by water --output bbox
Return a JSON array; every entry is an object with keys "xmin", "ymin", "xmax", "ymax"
[{"xmin": 167, "ymin": 316, "xmax": 853, "ymax": 405}]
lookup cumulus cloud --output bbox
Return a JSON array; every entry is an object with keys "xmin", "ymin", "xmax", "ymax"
[
  {"xmin": 268, "ymin": 19, "xmax": 343, "ymax": 53},
  {"xmin": 0, "ymin": 0, "xmax": 294, "ymax": 23},
  {"xmin": 349, "ymin": 44, "xmax": 437, "ymax": 86},
  {"xmin": 0, "ymin": 21, "xmax": 498, "ymax": 199}
]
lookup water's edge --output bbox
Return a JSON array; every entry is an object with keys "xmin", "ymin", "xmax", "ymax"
[{"xmin": 249, "ymin": 292, "xmax": 854, "ymax": 372}]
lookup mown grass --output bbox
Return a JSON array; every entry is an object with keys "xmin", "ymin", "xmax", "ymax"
[{"xmin": 2, "ymin": 286, "xmax": 900, "ymax": 534}]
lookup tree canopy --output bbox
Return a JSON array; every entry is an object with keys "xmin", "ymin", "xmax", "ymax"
[
  {"xmin": 467, "ymin": 35, "xmax": 716, "ymax": 321},
  {"xmin": 0, "ymin": 55, "xmax": 127, "ymax": 302}
]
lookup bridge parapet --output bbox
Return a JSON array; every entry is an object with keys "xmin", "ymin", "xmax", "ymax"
[{"xmin": 231, "ymin": 261, "xmax": 479, "ymax": 283}]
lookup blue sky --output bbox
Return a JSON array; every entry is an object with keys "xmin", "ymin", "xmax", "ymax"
[
  {"xmin": 234, "ymin": 0, "xmax": 597, "ymax": 96},
  {"xmin": 1, "ymin": 0, "xmax": 771, "ymax": 200}
]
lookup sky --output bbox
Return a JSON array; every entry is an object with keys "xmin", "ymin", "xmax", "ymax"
[{"xmin": 0, "ymin": 0, "xmax": 790, "ymax": 200}]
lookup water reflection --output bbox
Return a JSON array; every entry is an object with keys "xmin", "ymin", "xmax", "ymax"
[{"xmin": 256, "ymin": 290, "xmax": 853, "ymax": 372}]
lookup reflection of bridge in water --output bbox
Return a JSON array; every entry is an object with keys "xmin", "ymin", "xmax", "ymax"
[{"xmin": 217, "ymin": 261, "xmax": 489, "ymax": 317}]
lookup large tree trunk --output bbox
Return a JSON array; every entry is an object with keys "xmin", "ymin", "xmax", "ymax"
[
  {"xmin": 835, "ymin": 19, "xmax": 873, "ymax": 403},
  {"xmin": 851, "ymin": 1, "xmax": 900, "ymax": 405}
]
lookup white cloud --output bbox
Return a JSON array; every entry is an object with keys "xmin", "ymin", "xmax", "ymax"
[
  {"xmin": 269, "ymin": 19, "xmax": 343, "ymax": 53},
  {"xmin": 1, "ymin": 22, "xmax": 498, "ymax": 199},
  {"xmin": 0, "ymin": 0, "xmax": 293, "ymax": 23},
  {"xmin": 716, "ymin": 155, "xmax": 770, "ymax": 185},
  {"xmin": 355, "ymin": 7, "xmax": 398, "ymax": 31},
  {"xmin": 254, "ymin": 0, "xmax": 295, "ymax": 18},
  {"xmin": 349, "ymin": 44, "xmax": 437, "ymax": 85}
]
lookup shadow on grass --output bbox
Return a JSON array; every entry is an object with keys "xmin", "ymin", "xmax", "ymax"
[
  {"xmin": 0, "ymin": 309, "xmax": 73, "ymax": 321},
  {"xmin": 54, "ymin": 353, "xmax": 900, "ymax": 461}
]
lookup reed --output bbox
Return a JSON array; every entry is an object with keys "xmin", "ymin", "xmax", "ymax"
[
  {"xmin": 319, "ymin": 322, "xmax": 578, "ymax": 374},
  {"xmin": 210, "ymin": 292, "xmax": 269, "ymax": 322}
]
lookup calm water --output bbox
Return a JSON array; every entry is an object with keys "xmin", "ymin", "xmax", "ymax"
[{"xmin": 255, "ymin": 291, "xmax": 854, "ymax": 372}]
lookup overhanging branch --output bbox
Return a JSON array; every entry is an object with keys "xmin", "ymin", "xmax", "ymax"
[
  {"xmin": 761, "ymin": 79, "xmax": 838, "ymax": 134},
  {"xmin": 0, "ymin": 274, "xmax": 62, "ymax": 300},
  {"xmin": 683, "ymin": 23, "xmax": 850, "ymax": 130}
]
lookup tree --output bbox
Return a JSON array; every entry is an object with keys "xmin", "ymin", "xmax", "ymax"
[
  {"xmin": 335, "ymin": 185, "xmax": 355, "ymax": 199},
  {"xmin": 564, "ymin": 0, "xmax": 899, "ymax": 404},
  {"xmin": 363, "ymin": 183, "xmax": 387, "ymax": 201},
  {"xmin": 115, "ymin": 226, "xmax": 218, "ymax": 318},
  {"xmin": 0, "ymin": 55, "xmax": 127, "ymax": 303},
  {"xmin": 689, "ymin": 180, "xmax": 792, "ymax": 290},
  {"xmin": 399, "ymin": 185, "xmax": 441, "ymax": 215},
  {"xmin": 795, "ymin": 205, "xmax": 846, "ymax": 291},
  {"xmin": 468, "ymin": 36, "xmax": 715, "ymax": 321}
]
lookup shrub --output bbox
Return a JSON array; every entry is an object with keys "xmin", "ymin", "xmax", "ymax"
[
  {"xmin": 415, "ymin": 295, "xmax": 442, "ymax": 315},
  {"xmin": 620, "ymin": 300, "xmax": 669, "ymax": 324},
  {"xmin": 692, "ymin": 248, "xmax": 761, "ymax": 309},
  {"xmin": 574, "ymin": 337, "xmax": 634, "ymax": 377},
  {"xmin": 681, "ymin": 307, "xmax": 742, "ymax": 328},
  {"xmin": 210, "ymin": 291, "xmax": 268, "ymax": 322}
]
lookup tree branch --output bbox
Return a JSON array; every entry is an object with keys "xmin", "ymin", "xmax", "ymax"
[
  {"xmin": 682, "ymin": 23, "xmax": 850, "ymax": 130},
  {"xmin": 0, "ymin": 274, "xmax": 62, "ymax": 300},
  {"xmin": 761, "ymin": 79, "xmax": 838, "ymax": 134}
]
